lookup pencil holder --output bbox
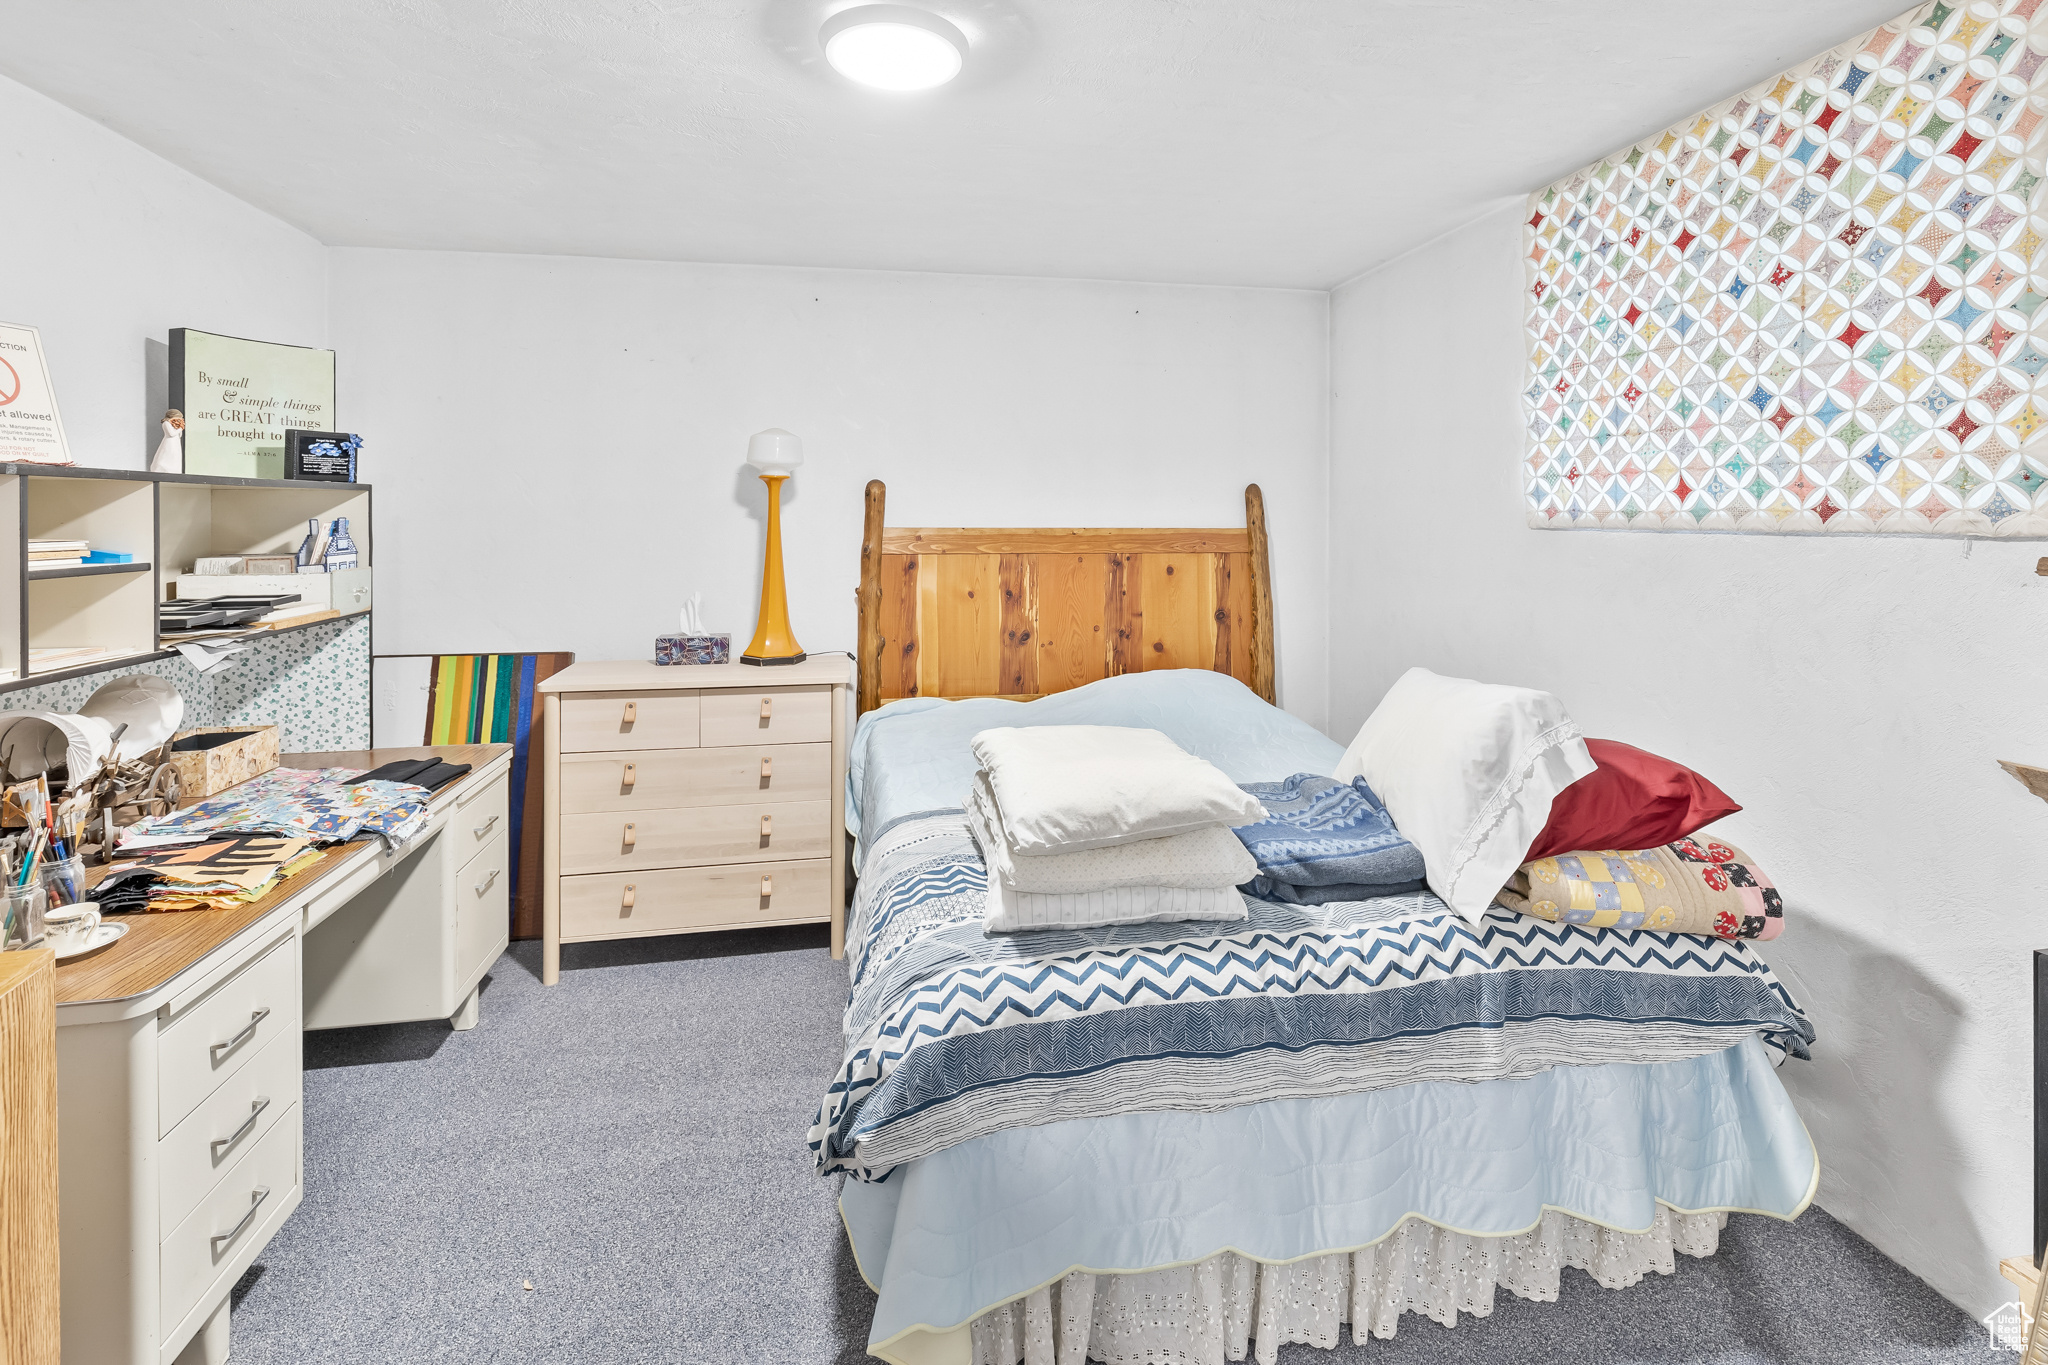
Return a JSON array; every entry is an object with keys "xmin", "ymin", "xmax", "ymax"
[
  {"xmin": 4, "ymin": 883, "xmax": 45, "ymax": 950},
  {"xmin": 41, "ymin": 854, "xmax": 87, "ymax": 909}
]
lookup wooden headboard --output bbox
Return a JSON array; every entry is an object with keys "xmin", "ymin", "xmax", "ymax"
[{"xmin": 855, "ymin": 481, "xmax": 1274, "ymax": 715}]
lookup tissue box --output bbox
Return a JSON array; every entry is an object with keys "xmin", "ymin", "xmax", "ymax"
[{"xmin": 656, "ymin": 633, "xmax": 730, "ymax": 665}]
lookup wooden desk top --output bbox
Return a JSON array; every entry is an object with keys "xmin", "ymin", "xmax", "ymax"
[
  {"xmin": 536, "ymin": 653, "xmax": 852, "ymax": 694},
  {"xmin": 53, "ymin": 744, "xmax": 511, "ymax": 1008}
]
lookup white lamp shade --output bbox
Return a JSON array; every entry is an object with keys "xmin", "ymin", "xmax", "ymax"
[{"xmin": 747, "ymin": 429, "xmax": 805, "ymax": 477}]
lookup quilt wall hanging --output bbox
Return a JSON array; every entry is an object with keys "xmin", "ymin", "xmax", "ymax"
[{"xmin": 1523, "ymin": 0, "xmax": 2048, "ymax": 533}]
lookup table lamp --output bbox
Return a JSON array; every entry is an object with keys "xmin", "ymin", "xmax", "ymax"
[{"xmin": 742, "ymin": 428, "xmax": 807, "ymax": 665}]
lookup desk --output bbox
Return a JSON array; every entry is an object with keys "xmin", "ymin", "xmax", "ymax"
[{"xmin": 54, "ymin": 744, "xmax": 511, "ymax": 1365}]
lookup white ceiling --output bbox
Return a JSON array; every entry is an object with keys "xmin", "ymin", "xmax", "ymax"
[{"xmin": 3, "ymin": 0, "xmax": 1915, "ymax": 289}]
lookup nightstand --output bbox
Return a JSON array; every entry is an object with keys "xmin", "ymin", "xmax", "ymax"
[{"xmin": 536, "ymin": 653, "xmax": 852, "ymax": 984}]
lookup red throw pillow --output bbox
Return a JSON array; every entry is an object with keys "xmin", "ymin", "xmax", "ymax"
[{"xmin": 1525, "ymin": 739, "xmax": 1740, "ymax": 862}]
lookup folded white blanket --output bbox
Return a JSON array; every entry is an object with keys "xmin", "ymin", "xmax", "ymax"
[
  {"xmin": 984, "ymin": 880, "xmax": 1250, "ymax": 933},
  {"xmin": 969, "ymin": 725, "xmax": 1266, "ymax": 854},
  {"xmin": 966, "ymin": 774, "xmax": 1256, "ymax": 893}
]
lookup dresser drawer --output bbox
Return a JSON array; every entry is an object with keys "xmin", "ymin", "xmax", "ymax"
[
  {"xmin": 559, "ymin": 860, "xmax": 833, "ymax": 940},
  {"xmin": 159, "ymin": 934, "xmax": 299, "ymax": 1138},
  {"xmin": 699, "ymin": 686, "xmax": 833, "ymax": 746},
  {"xmin": 558, "ymin": 743, "xmax": 832, "ymax": 812},
  {"xmin": 559, "ymin": 690, "xmax": 698, "ymax": 752},
  {"xmin": 454, "ymin": 770, "xmax": 511, "ymax": 875},
  {"xmin": 559, "ymin": 800, "xmax": 830, "ymax": 874},
  {"xmin": 160, "ymin": 1023, "xmax": 301, "ymax": 1231},
  {"xmin": 161, "ymin": 1101, "xmax": 300, "ymax": 1334}
]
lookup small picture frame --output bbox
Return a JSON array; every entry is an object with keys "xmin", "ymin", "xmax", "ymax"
[{"xmin": 284, "ymin": 431, "xmax": 361, "ymax": 483}]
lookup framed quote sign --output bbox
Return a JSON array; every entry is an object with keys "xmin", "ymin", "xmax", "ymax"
[
  {"xmin": 169, "ymin": 329, "xmax": 336, "ymax": 478},
  {"xmin": 0, "ymin": 323, "xmax": 72, "ymax": 466}
]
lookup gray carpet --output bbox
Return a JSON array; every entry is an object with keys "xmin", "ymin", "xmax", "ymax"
[{"xmin": 224, "ymin": 930, "xmax": 2005, "ymax": 1364}]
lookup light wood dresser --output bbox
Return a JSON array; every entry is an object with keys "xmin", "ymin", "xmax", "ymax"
[
  {"xmin": 0, "ymin": 948, "xmax": 58, "ymax": 1364},
  {"xmin": 537, "ymin": 654, "xmax": 852, "ymax": 983}
]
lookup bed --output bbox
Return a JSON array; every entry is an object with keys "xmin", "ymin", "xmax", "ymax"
[{"xmin": 826, "ymin": 482, "xmax": 1818, "ymax": 1365}]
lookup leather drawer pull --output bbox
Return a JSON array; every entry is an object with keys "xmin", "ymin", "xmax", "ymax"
[
  {"xmin": 760, "ymin": 698, "xmax": 773, "ymax": 720},
  {"xmin": 760, "ymin": 757, "xmax": 773, "ymax": 780},
  {"xmin": 621, "ymin": 761, "xmax": 637, "ymax": 787},
  {"xmin": 622, "ymin": 883, "xmax": 636, "ymax": 911},
  {"xmin": 760, "ymin": 813, "xmax": 773, "ymax": 839},
  {"xmin": 622, "ymin": 822, "xmax": 637, "ymax": 850},
  {"xmin": 621, "ymin": 701, "xmax": 637, "ymax": 725},
  {"xmin": 760, "ymin": 874, "xmax": 774, "ymax": 898}
]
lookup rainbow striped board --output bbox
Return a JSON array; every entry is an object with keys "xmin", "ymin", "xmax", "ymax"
[{"xmin": 424, "ymin": 651, "xmax": 574, "ymax": 939}]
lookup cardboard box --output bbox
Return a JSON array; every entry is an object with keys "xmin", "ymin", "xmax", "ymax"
[{"xmin": 167, "ymin": 726, "xmax": 280, "ymax": 808}]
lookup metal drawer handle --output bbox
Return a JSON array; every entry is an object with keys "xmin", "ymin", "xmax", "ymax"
[
  {"xmin": 622, "ymin": 822, "xmax": 636, "ymax": 850},
  {"xmin": 760, "ymin": 757, "xmax": 772, "ymax": 780},
  {"xmin": 211, "ymin": 1097, "xmax": 271, "ymax": 1159},
  {"xmin": 621, "ymin": 762, "xmax": 637, "ymax": 788},
  {"xmin": 472, "ymin": 813, "xmax": 500, "ymax": 839},
  {"xmin": 760, "ymin": 698, "xmax": 773, "ymax": 720},
  {"xmin": 211, "ymin": 1186, "xmax": 271, "ymax": 1255},
  {"xmin": 760, "ymin": 813, "xmax": 772, "ymax": 839},
  {"xmin": 621, "ymin": 883, "xmax": 636, "ymax": 911},
  {"xmin": 760, "ymin": 873, "xmax": 773, "ymax": 898},
  {"xmin": 474, "ymin": 867, "xmax": 501, "ymax": 897},
  {"xmin": 209, "ymin": 1008, "xmax": 271, "ymax": 1063},
  {"xmin": 622, "ymin": 700, "xmax": 637, "ymax": 725}
]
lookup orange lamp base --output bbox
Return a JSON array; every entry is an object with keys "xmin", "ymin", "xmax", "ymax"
[{"xmin": 742, "ymin": 473, "xmax": 806, "ymax": 666}]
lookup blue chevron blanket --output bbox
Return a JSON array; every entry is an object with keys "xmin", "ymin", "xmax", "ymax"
[
  {"xmin": 1233, "ymin": 773, "xmax": 1426, "ymax": 904},
  {"xmin": 812, "ymin": 811, "xmax": 1815, "ymax": 1181}
]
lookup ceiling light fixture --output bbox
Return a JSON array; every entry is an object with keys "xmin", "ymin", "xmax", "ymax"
[{"xmin": 820, "ymin": 5, "xmax": 968, "ymax": 91}]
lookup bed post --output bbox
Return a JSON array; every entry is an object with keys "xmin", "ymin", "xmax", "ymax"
[
  {"xmin": 1244, "ymin": 483, "xmax": 1276, "ymax": 705},
  {"xmin": 858, "ymin": 479, "xmax": 887, "ymax": 716}
]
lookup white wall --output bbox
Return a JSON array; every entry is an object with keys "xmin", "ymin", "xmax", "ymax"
[
  {"xmin": 328, "ymin": 250, "xmax": 1331, "ymax": 728},
  {"xmin": 1330, "ymin": 201, "xmax": 2048, "ymax": 1318},
  {"xmin": 0, "ymin": 74, "xmax": 327, "ymax": 467}
]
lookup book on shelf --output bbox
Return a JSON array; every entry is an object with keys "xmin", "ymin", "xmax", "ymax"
[
  {"xmin": 28, "ymin": 540, "xmax": 88, "ymax": 555},
  {"xmin": 28, "ymin": 559, "xmax": 84, "ymax": 569}
]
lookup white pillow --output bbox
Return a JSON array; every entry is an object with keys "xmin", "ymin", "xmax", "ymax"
[
  {"xmin": 970, "ymin": 725, "xmax": 1266, "ymax": 853},
  {"xmin": 1333, "ymin": 668, "xmax": 1594, "ymax": 925}
]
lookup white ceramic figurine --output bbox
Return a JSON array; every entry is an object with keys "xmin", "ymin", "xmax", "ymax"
[{"xmin": 150, "ymin": 409, "xmax": 184, "ymax": 473}]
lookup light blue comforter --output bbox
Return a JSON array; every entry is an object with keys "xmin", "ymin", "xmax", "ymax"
[{"xmin": 844, "ymin": 1037, "xmax": 1816, "ymax": 1363}]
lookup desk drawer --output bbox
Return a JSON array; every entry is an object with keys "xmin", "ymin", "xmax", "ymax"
[
  {"xmin": 160, "ymin": 1024, "xmax": 301, "ymax": 1231},
  {"xmin": 559, "ymin": 860, "xmax": 832, "ymax": 940},
  {"xmin": 158, "ymin": 934, "xmax": 299, "ymax": 1138},
  {"xmin": 559, "ymin": 691, "xmax": 697, "ymax": 752},
  {"xmin": 699, "ymin": 686, "xmax": 833, "ymax": 746},
  {"xmin": 559, "ymin": 800, "xmax": 830, "ymax": 875},
  {"xmin": 455, "ymin": 771, "xmax": 511, "ymax": 875},
  {"xmin": 559, "ymin": 743, "xmax": 831, "ymax": 813},
  {"xmin": 457, "ymin": 827, "xmax": 512, "ymax": 987},
  {"xmin": 161, "ymin": 1101, "xmax": 300, "ymax": 1333}
]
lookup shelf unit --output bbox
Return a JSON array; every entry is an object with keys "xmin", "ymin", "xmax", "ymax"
[{"xmin": 0, "ymin": 464, "xmax": 372, "ymax": 692}]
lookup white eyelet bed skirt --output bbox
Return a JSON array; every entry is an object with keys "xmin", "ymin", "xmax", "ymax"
[{"xmin": 967, "ymin": 1206, "xmax": 1728, "ymax": 1365}]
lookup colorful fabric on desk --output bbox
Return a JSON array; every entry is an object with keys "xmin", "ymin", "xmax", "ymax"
[
  {"xmin": 119, "ymin": 767, "xmax": 431, "ymax": 851},
  {"xmin": 424, "ymin": 651, "xmax": 572, "ymax": 940},
  {"xmin": 100, "ymin": 834, "xmax": 326, "ymax": 912},
  {"xmin": 1495, "ymin": 838, "xmax": 1784, "ymax": 941}
]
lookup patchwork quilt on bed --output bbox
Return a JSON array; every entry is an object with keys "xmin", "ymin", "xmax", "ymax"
[{"xmin": 810, "ymin": 812, "xmax": 1816, "ymax": 1182}]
